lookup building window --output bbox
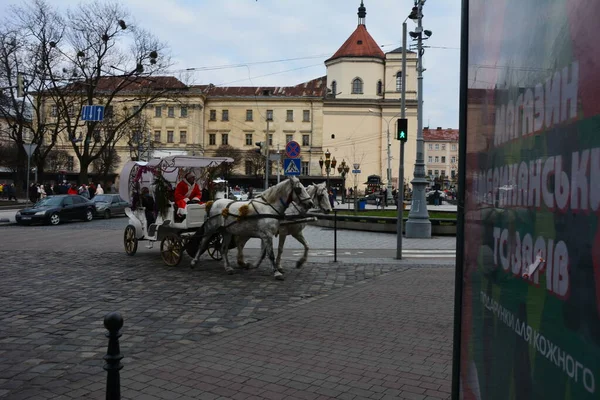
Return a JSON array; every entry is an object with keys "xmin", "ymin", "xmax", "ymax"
[
  {"xmin": 451, "ymin": 169, "xmax": 456, "ymax": 178},
  {"xmin": 167, "ymin": 106, "xmax": 175, "ymax": 118},
  {"xmin": 155, "ymin": 106, "xmax": 162, "ymax": 117},
  {"xmin": 209, "ymin": 110, "xmax": 216, "ymax": 121},
  {"xmin": 132, "ymin": 105, "xmax": 140, "ymax": 114},
  {"xmin": 331, "ymin": 81, "xmax": 337, "ymax": 97},
  {"xmin": 303, "ymin": 110, "xmax": 310, "ymax": 122},
  {"xmin": 351, "ymin": 78, "xmax": 363, "ymax": 94},
  {"xmin": 246, "ymin": 109, "xmax": 253, "ymax": 121},
  {"xmin": 104, "ymin": 105, "xmax": 114, "ymax": 118},
  {"xmin": 451, "ymin": 144, "xmax": 457, "ymax": 151},
  {"xmin": 50, "ymin": 105, "xmax": 58, "ymax": 117},
  {"xmin": 428, "ymin": 143, "xmax": 432, "ymax": 150},
  {"xmin": 154, "ymin": 130, "xmax": 161, "ymax": 142},
  {"xmin": 435, "ymin": 156, "xmax": 439, "ymax": 163},
  {"xmin": 221, "ymin": 133, "xmax": 228, "ymax": 145},
  {"xmin": 179, "ymin": 131, "xmax": 187, "ymax": 144},
  {"xmin": 301, "ymin": 161, "xmax": 309, "ymax": 176},
  {"xmin": 245, "ymin": 133, "xmax": 252, "ymax": 146},
  {"xmin": 222, "ymin": 110, "xmax": 229, "ymax": 121},
  {"xmin": 268, "ymin": 134, "xmax": 273, "ymax": 146},
  {"xmin": 245, "ymin": 160, "xmax": 253, "ymax": 175},
  {"xmin": 286, "ymin": 110, "xmax": 293, "ymax": 122},
  {"xmin": 442, "ymin": 144, "xmax": 446, "ymax": 150},
  {"xmin": 180, "ymin": 106, "xmax": 188, "ymax": 117},
  {"xmin": 286, "ymin": 134, "xmax": 293, "ymax": 143},
  {"xmin": 434, "ymin": 170, "xmax": 439, "ymax": 176},
  {"xmin": 435, "ymin": 144, "xmax": 440, "ymax": 150},
  {"xmin": 441, "ymin": 156, "xmax": 446, "ymax": 163},
  {"xmin": 428, "ymin": 156, "xmax": 433, "ymax": 163},
  {"xmin": 302, "ymin": 134, "xmax": 310, "ymax": 146},
  {"xmin": 209, "ymin": 134, "xmax": 216, "ymax": 145},
  {"xmin": 396, "ymin": 72, "xmax": 402, "ymax": 92},
  {"xmin": 451, "ymin": 156, "xmax": 456, "ymax": 163},
  {"xmin": 377, "ymin": 80, "xmax": 383, "ymax": 95},
  {"xmin": 167, "ymin": 130, "xmax": 174, "ymax": 143},
  {"xmin": 66, "ymin": 156, "xmax": 74, "ymax": 171},
  {"xmin": 266, "ymin": 110, "xmax": 273, "ymax": 121},
  {"xmin": 428, "ymin": 170, "xmax": 433, "ymax": 176}
]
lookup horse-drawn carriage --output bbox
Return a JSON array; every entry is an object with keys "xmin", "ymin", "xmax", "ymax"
[
  {"xmin": 119, "ymin": 154, "xmax": 332, "ymax": 279},
  {"xmin": 119, "ymin": 155, "xmax": 233, "ymax": 266}
]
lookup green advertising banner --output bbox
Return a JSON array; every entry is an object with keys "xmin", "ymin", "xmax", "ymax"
[{"xmin": 459, "ymin": 0, "xmax": 600, "ymax": 398}]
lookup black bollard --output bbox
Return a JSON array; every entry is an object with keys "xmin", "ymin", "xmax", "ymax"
[
  {"xmin": 103, "ymin": 312, "xmax": 124, "ymax": 400},
  {"xmin": 333, "ymin": 210, "xmax": 338, "ymax": 263}
]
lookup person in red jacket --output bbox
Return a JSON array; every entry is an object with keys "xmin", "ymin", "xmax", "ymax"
[{"xmin": 174, "ymin": 171, "xmax": 201, "ymax": 216}]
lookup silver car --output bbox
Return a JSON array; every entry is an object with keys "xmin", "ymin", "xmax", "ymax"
[{"xmin": 92, "ymin": 194, "xmax": 130, "ymax": 218}]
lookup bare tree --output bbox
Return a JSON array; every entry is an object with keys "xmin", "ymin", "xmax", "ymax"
[
  {"xmin": 213, "ymin": 145, "xmax": 243, "ymax": 178},
  {"xmin": 0, "ymin": 141, "xmax": 20, "ymax": 172},
  {"xmin": 244, "ymin": 150, "xmax": 266, "ymax": 178},
  {"xmin": 35, "ymin": 0, "xmax": 175, "ymax": 182},
  {"xmin": 0, "ymin": 0, "xmax": 68, "ymax": 187},
  {"xmin": 43, "ymin": 147, "xmax": 70, "ymax": 173},
  {"xmin": 92, "ymin": 147, "xmax": 120, "ymax": 185}
]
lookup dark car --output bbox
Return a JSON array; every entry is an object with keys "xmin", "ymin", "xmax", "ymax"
[
  {"xmin": 92, "ymin": 194, "xmax": 130, "ymax": 218},
  {"xmin": 15, "ymin": 195, "xmax": 96, "ymax": 225}
]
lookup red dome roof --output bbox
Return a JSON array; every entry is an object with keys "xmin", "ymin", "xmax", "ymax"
[{"xmin": 326, "ymin": 25, "xmax": 385, "ymax": 63}]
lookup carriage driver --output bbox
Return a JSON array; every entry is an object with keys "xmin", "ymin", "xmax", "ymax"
[{"xmin": 174, "ymin": 171, "xmax": 202, "ymax": 216}]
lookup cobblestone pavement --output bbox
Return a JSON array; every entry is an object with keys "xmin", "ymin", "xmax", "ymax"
[{"xmin": 0, "ymin": 221, "xmax": 454, "ymax": 399}]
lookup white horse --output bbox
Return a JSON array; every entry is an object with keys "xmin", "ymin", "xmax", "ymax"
[
  {"xmin": 191, "ymin": 176, "xmax": 313, "ymax": 280},
  {"xmin": 235, "ymin": 182, "xmax": 332, "ymax": 271}
]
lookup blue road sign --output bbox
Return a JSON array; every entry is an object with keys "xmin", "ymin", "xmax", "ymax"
[
  {"xmin": 285, "ymin": 140, "xmax": 301, "ymax": 158},
  {"xmin": 283, "ymin": 158, "xmax": 301, "ymax": 176},
  {"xmin": 81, "ymin": 105, "xmax": 105, "ymax": 121},
  {"xmin": 352, "ymin": 169, "xmax": 361, "ymax": 174}
]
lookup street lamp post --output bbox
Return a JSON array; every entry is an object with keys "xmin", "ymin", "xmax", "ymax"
[
  {"xmin": 405, "ymin": 0, "xmax": 432, "ymax": 238},
  {"xmin": 353, "ymin": 162, "xmax": 360, "ymax": 215},
  {"xmin": 319, "ymin": 149, "xmax": 337, "ymax": 192},
  {"xmin": 337, "ymin": 159, "xmax": 350, "ymax": 204}
]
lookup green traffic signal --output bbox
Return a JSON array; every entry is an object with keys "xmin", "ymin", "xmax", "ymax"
[{"xmin": 397, "ymin": 118, "xmax": 408, "ymax": 142}]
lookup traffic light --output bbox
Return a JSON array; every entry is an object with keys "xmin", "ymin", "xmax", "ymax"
[
  {"xmin": 397, "ymin": 118, "xmax": 408, "ymax": 142},
  {"xmin": 17, "ymin": 73, "xmax": 24, "ymax": 97},
  {"xmin": 255, "ymin": 141, "xmax": 265, "ymax": 155}
]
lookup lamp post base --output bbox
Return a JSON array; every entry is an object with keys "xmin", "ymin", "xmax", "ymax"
[{"xmin": 405, "ymin": 178, "xmax": 431, "ymax": 238}]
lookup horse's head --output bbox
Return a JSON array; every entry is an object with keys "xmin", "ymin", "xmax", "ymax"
[
  {"xmin": 289, "ymin": 177, "xmax": 314, "ymax": 209},
  {"xmin": 310, "ymin": 182, "xmax": 332, "ymax": 214}
]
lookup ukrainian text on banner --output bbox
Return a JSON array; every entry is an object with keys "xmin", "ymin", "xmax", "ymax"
[{"xmin": 460, "ymin": 0, "xmax": 600, "ymax": 398}]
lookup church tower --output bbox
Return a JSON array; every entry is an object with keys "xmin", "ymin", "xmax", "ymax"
[
  {"xmin": 322, "ymin": 1, "xmax": 418, "ymax": 193},
  {"xmin": 325, "ymin": 0, "xmax": 385, "ymax": 100}
]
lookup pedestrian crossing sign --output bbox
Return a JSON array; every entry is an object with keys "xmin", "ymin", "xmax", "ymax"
[{"xmin": 284, "ymin": 158, "xmax": 301, "ymax": 176}]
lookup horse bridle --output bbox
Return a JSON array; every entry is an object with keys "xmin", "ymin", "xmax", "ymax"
[{"xmin": 288, "ymin": 179, "xmax": 313, "ymax": 208}]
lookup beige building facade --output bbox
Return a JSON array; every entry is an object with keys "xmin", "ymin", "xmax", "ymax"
[
  {"xmin": 423, "ymin": 127, "xmax": 459, "ymax": 187},
  {"xmin": 41, "ymin": 1, "xmax": 420, "ymax": 193}
]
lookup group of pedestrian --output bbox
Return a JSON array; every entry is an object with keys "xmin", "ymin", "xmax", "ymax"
[
  {"xmin": 1, "ymin": 179, "xmax": 115, "ymax": 203},
  {"xmin": 0, "ymin": 182, "xmax": 17, "ymax": 201}
]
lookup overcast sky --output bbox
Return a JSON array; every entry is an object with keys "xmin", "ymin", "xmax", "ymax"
[{"xmin": 3, "ymin": 0, "xmax": 461, "ymax": 129}]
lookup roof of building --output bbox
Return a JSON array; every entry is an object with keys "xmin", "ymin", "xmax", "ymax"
[
  {"xmin": 194, "ymin": 76, "xmax": 327, "ymax": 98},
  {"xmin": 63, "ymin": 76, "xmax": 187, "ymax": 93},
  {"xmin": 423, "ymin": 127, "xmax": 459, "ymax": 142},
  {"xmin": 387, "ymin": 46, "xmax": 416, "ymax": 54},
  {"xmin": 326, "ymin": 24, "xmax": 385, "ymax": 62}
]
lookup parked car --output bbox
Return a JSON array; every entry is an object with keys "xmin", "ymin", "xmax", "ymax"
[
  {"xmin": 15, "ymin": 195, "xmax": 96, "ymax": 225},
  {"xmin": 230, "ymin": 190, "xmax": 248, "ymax": 201},
  {"xmin": 92, "ymin": 194, "xmax": 130, "ymax": 218}
]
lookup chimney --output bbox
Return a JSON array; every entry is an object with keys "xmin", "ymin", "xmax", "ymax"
[{"xmin": 437, "ymin": 127, "xmax": 442, "ymax": 130}]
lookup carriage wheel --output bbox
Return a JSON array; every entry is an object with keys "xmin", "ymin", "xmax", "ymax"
[
  {"xmin": 207, "ymin": 233, "xmax": 223, "ymax": 261},
  {"xmin": 161, "ymin": 233, "xmax": 183, "ymax": 267},
  {"xmin": 124, "ymin": 225, "xmax": 138, "ymax": 256}
]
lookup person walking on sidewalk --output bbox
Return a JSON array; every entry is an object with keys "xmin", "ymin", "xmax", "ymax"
[{"xmin": 5, "ymin": 183, "xmax": 17, "ymax": 201}]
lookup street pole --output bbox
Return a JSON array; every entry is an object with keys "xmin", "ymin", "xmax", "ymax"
[
  {"xmin": 405, "ymin": 0, "xmax": 432, "ymax": 238},
  {"xmin": 26, "ymin": 151, "xmax": 31, "ymax": 204},
  {"xmin": 265, "ymin": 118, "xmax": 270, "ymax": 190},
  {"xmin": 386, "ymin": 125, "xmax": 393, "ymax": 207},
  {"xmin": 397, "ymin": 21, "xmax": 408, "ymax": 260}
]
